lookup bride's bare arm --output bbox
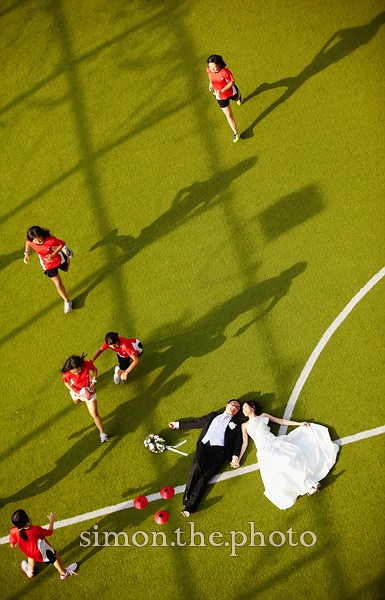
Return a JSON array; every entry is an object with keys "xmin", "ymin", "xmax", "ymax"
[
  {"xmin": 238, "ymin": 423, "xmax": 249, "ymax": 462},
  {"xmin": 262, "ymin": 413, "xmax": 309, "ymax": 427}
]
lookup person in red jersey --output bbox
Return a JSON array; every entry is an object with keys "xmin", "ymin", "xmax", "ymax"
[
  {"xmin": 206, "ymin": 54, "xmax": 242, "ymax": 142},
  {"xmin": 9, "ymin": 509, "xmax": 77, "ymax": 580},
  {"xmin": 24, "ymin": 225, "xmax": 74, "ymax": 313},
  {"xmin": 62, "ymin": 354, "xmax": 108, "ymax": 443},
  {"xmin": 92, "ymin": 331, "xmax": 143, "ymax": 385}
]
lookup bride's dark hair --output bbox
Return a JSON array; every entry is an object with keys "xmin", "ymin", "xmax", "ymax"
[{"xmin": 245, "ymin": 401, "xmax": 262, "ymax": 415}]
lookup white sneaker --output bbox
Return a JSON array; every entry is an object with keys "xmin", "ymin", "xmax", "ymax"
[
  {"xmin": 21, "ymin": 560, "xmax": 34, "ymax": 579},
  {"xmin": 63, "ymin": 246, "xmax": 74, "ymax": 259},
  {"xmin": 64, "ymin": 301, "xmax": 73, "ymax": 313},
  {"xmin": 60, "ymin": 562, "xmax": 78, "ymax": 580},
  {"xmin": 113, "ymin": 365, "xmax": 121, "ymax": 385},
  {"xmin": 100, "ymin": 432, "xmax": 108, "ymax": 443}
]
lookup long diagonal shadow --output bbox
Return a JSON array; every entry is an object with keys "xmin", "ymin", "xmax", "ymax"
[
  {"xmin": 138, "ymin": 262, "xmax": 307, "ymax": 395},
  {"xmin": 243, "ymin": 11, "xmax": 385, "ymax": 138},
  {"xmin": 0, "ymin": 374, "xmax": 188, "ymax": 508},
  {"xmin": 0, "ymin": 159, "xmax": 257, "ymax": 349},
  {"xmin": 75, "ymin": 157, "xmax": 257, "ymax": 308}
]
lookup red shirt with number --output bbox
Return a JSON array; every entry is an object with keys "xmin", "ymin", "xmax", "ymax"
[
  {"xmin": 62, "ymin": 360, "xmax": 95, "ymax": 392},
  {"xmin": 9, "ymin": 526, "xmax": 54, "ymax": 561},
  {"xmin": 206, "ymin": 66, "xmax": 236, "ymax": 100},
  {"xmin": 27, "ymin": 236, "xmax": 65, "ymax": 270}
]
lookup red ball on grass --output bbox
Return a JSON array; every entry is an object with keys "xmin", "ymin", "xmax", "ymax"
[
  {"xmin": 134, "ymin": 495, "xmax": 148, "ymax": 509},
  {"xmin": 160, "ymin": 486, "xmax": 175, "ymax": 500},
  {"xmin": 154, "ymin": 510, "xmax": 169, "ymax": 524}
]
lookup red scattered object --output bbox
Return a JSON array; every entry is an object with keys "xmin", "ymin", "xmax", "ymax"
[
  {"xmin": 134, "ymin": 495, "xmax": 148, "ymax": 509},
  {"xmin": 154, "ymin": 510, "xmax": 170, "ymax": 524},
  {"xmin": 160, "ymin": 486, "xmax": 175, "ymax": 500}
]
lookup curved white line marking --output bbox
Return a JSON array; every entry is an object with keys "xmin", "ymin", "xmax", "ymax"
[
  {"xmin": 1, "ymin": 424, "xmax": 384, "ymax": 545},
  {"xmin": 279, "ymin": 267, "xmax": 385, "ymax": 435}
]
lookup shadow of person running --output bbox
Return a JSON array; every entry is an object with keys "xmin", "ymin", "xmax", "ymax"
[
  {"xmin": 84, "ymin": 373, "xmax": 191, "ymax": 472},
  {"xmin": 0, "ymin": 249, "xmax": 21, "ymax": 271},
  {"xmin": 242, "ymin": 11, "xmax": 385, "ymax": 138},
  {"xmin": 1, "ymin": 426, "xmax": 111, "ymax": 508},
  {"xmin": 138, "ymin": 262, "xmax": 307, "ymax": 395},
  {"xmin": 0, "ymin": 374, "xmax": 190, "ymax": 508},
  {"xmin": 74, "ymin": 157, "xmax": 258, "ymax": 308}
]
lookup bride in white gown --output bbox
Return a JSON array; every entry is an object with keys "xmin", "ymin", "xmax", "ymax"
[{"xmin": 239, "ymin": 401, "xmax": 339, "ymax": 510}]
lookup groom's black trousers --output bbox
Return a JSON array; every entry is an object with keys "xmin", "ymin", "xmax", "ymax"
[{"xmin": 183, "ymin": 442, "xmax": 225, "ymax": 513}]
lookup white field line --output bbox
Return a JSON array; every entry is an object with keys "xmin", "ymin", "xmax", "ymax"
[
  {"xmin": 2, "ymin": 269, "xmax": 384, "ymax": 546},
  {"xmin": 1, "ymin": 424, "xmax": 384, "ymax": 545},
  {"xmin": 278, "ymin": 266, "xmax": 385, "ymax": 435}
]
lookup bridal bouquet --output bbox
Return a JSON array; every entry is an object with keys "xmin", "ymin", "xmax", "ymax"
[
  {"xmin": 144, "ymin": 434, "xmax": 188, "ymax": 456},
  {"xmin": 144, "ymin": 434, "xmax": 166, "ymax": 454}
]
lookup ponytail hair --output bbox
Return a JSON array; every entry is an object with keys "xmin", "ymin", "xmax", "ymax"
[
  {"xmin": 61, "ymin": 353, "xmax": 86, "ymax": 373},
  {"xmin": 11, "ymin": 509, "xmax": 31, "ymax": 541}
]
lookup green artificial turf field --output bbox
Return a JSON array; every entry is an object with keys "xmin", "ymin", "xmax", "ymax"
[{"xmin": 0, "ymin": 0, "xmax": 384, "ymax": 599}]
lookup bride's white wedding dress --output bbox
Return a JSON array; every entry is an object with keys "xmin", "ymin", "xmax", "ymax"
[{"xmin": 247, "ymin": 416, "xmax": 339, "ymax": 510}]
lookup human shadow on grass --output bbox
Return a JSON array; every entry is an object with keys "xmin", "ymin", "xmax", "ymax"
[
  {"xmin": 0, "ymin": 250, "xmax": 21, "ymax": 271},
  {"xmin": 0, "ymin": 394, "xmax": 130, "ymax": 506},
  {"xmin": 53, "ymin": 504, "xmax": 203, "ymax": 600},
  {"xmin": 2, "ymin": 373, "xmax": 182, "ymax": 504},
  {"xmin": 83, "ymin": 374, "xmax": 191, "ymax": 472},
  {"xmin": 73, "ymin": 157, "xmax": 257, "ymax": 308},
  {"xmin": 139, "ymin": 262, "xmax": 307, "ymax": 396},
  {"xmin": 0, "ymin": 404, "xmax": 74, "ymax": 467},
  {"xmin": 242, "ymin": 11, "xmax": 385, "ymax": 138},
  {"xmin": 236, "ymin": 544, "xmax": 329, "ymax": 599}
]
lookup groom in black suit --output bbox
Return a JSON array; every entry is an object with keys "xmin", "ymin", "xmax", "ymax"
[{"xmin": 169, "ymin": 399, "xmax": 242, "ymax": 516}]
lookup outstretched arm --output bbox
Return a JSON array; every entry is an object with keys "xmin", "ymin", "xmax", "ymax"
[
  {"xmin": 169, "ymin": 413, "xmax": 215, "ymax": 431},
  {"xmin": 263, "ymin": 413, "xmax": 309, "ymax": 427},
  {"xmin": 92, "ymin": 347, "xmax": 104, "ymax": 362},
  {"xmin": 47, "ymin": 512, "xmax": 56, "ymax": 531}
]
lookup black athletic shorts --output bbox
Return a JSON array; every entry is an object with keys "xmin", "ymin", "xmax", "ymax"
[
  {"xmin": 45, "ymin": 548, "xmax": 58, "ymax": 564},
  {"xmin": 117, "ymin": 342, "xmax": 143, "ymax": 370},
  {"xmin": 217, "ymin": 85, "xmax": 239, "ymax": 108},
  {"xmin": 44, "ymin": 251, "xmax": 69, "ymax": 278}
]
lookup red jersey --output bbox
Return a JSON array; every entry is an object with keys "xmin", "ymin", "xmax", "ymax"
[
  {"xmin": 27, "ymin": 235, "xmax": 65, "ymax": 270},
  {"xmin": 101, "ymin": 337, "xmax": 142, "ymax": 358},
  {"xmin": 62, "ymin": 360, "xmax": 95, "ymax": 392},
  {"xmin": 206, "ymin": 66, "xmax": 236, "ymax": 100},
  {"xmin": 9, "ymin": 525, "xmax": 53, "ymax": 562}
]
